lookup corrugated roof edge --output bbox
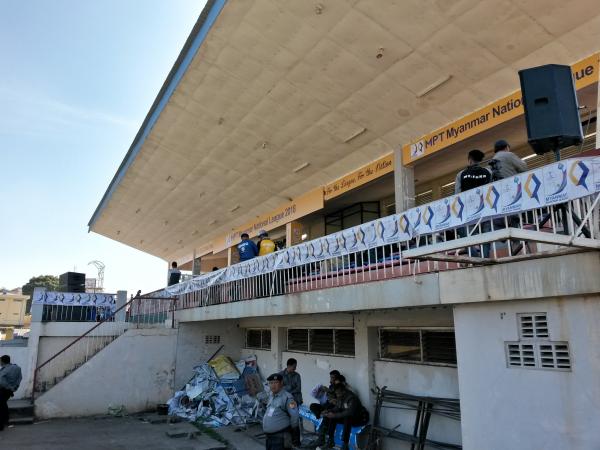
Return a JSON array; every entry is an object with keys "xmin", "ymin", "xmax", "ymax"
[{"xmin": 87, "ymin": 0, "xmax": 227, "ymax": 230}]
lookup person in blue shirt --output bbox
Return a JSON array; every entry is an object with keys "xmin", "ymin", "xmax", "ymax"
[{"xmin": 237, "ymin": 233, "xmax": 258, "ymax": 261}]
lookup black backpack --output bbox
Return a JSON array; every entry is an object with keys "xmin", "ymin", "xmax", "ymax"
[{"xmin": 459, "ymin": 165, "xmax": 491, "ymax": 192}]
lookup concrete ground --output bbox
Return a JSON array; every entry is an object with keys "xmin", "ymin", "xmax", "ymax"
[{"xmin": 0, "ymin": 415, "xmax": 227, "ymax": 450}]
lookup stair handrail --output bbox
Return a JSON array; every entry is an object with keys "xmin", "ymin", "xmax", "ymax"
[{"xmin": 32, "ymin": 293, "xmax": 177, "ymax": 394}]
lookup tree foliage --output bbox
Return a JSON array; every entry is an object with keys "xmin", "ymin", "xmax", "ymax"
[{"xmin": 22, "ymin": 275, "xmax": 59, "ymax": 313}]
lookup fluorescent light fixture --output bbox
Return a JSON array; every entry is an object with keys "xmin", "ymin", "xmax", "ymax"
[
  {"xmin": 301, "ymin": 233, "xmax": 308, "ymax": 241},
  {"xmin": 208, "ymin": 219, "xmax": 217, "ymax": 226},
  {"xmin": 230, "ymin": 205, "xmax": 240, "ymax": 212},
  {"xmin": 416, "ymin": 75, "xmax": 452, "ymax": 98},
  {"xmin": 522, "ymin": 154, "xmax": 536, "ymax": 161},
  {"xmin": 293, "ymin": 162, "xmax": 310, "ymax": 173},
  {"xmin": 343, "ymin": 127, "xmax": 367, "ymax": 143}
]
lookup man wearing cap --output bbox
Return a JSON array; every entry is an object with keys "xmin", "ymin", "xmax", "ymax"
[
  {"xmin": 257, "ymin": 230, "xmax": 277, "ymax": 256},
  {"xmin": 263, "ymin": 373, "xmax": 301, "ymax": 449},
  {"xmin": 489, "ymin": 139, "xmax": 528, "ymax": 180}
]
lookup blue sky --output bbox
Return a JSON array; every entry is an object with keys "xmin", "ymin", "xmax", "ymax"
[{"xmin": 0, "ymin": 0, "xmax": 207, "ymax": 294}]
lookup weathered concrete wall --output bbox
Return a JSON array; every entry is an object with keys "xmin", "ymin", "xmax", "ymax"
[
  {"xmin": 174, "ymin": 320, "xmax": 244, "ymax": 390},
  {"xmin": 374, "ymin": 361, "xmax": 461, "ymax": 448},
  {"xmin": 454, "ymin": 296, "xmax": 600, "ymax": 450},
  {"xmin": 0, "ymin": 342, "xmax": 30, "ymax": 399},
  {"xmin": 35, "ymin": 328, "xmax": 177, "ymax": 419}
]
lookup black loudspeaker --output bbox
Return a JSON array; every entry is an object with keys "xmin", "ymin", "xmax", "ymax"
[
  {"xmin": 59, "ymin": 272, "xmax": 86, "ymax": 293},
  {"xmin": 518, "ymin": 64, "xmax": 583, "ymax": 155}
]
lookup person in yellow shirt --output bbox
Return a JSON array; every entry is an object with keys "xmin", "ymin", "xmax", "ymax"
[{"xmin": 257, "ymin": 230, "xmax": 277, "ymax": 256}]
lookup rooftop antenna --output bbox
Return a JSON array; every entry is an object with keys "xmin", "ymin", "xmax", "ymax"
[{"xmin": 87, "ymin": 260, "xmax": 105, "ymax": 292}]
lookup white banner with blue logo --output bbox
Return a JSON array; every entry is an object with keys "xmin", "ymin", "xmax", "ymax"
[
  {"xmin": 33, "ymin": 291, "xmax": 116, "ymax": 310},
  {"xmin": 163, "ymin": 157, "xmax": 600, "ymax": 296}
]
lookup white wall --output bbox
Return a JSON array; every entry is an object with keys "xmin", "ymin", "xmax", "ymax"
[
  {"xmin": 454, "ymin": 296, "xmax": 600, "ymax": 450},
  {"xmin": 35, "ymin": 328, "xmax": 177, "ymax": 419},
  {"xmin": 374, "ymin": 361, "xmax": 461, "ymax": 448},
  {"xmin": 0, "ymin": 343, "xmax": 30, "ymax": 399},
  {"xmin": 174, "ymin": 320, "xmax": 244, "ymax": 389}
]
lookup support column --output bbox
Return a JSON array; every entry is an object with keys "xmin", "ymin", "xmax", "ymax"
[
  {"xmin": 394, "ymin": 146, "xmax": 415, "ymax": 213},
  {"xmin": 227, "ymin": 247, "xmax": 233, "ymax": 266},
  {"xmin": 286, "ymin": 221, "xmax": 303, "ymax": 247},
  {"xmin": 115, "ymin": 290, "xmax": 127, "ymax": 322},
  {"xmin": 271, "ymin": 326, "xmax": 287, "ymax": 372},
  {"xmin": 353, "ymin": 314, "xmax": 379, "ymax": 410}
]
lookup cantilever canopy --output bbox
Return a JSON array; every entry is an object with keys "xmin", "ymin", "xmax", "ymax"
[{"xmin": 89, "ymin": 0, "xmax": 600, "ymax": 263}]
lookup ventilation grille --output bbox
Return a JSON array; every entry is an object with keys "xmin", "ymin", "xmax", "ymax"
[
  {"xmin": 540, "ymin": 342, "xmax": 571, "ymax": 370},
  {"xmin": 506, "ymin": 312, "xmax": 571, "ymax": 371},
  {"xmin": 507, "ymin": 342, "xmax": 536, "ymax": 367},
  {"xmin": 519, "ymin": 313, "xmax": 548, "ymax": 338},
  {"xmin": 205, "ymin": 335, "xmax": 221, "ymax": 345}
]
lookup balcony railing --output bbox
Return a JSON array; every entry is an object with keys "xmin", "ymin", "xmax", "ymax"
[{"xmin": 156, "ymin": 157, "xmax": 600, "ymax": 310}]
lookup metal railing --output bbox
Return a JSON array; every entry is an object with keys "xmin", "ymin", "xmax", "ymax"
[
  {"xmin": 173, "ymin": 195, "xmax": 598, "ymax": 310},
  {"xmin": 33, "ymin": 293, "xmax": 176, "ymax": 396}
]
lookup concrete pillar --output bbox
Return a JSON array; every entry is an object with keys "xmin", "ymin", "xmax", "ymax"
[
  {"xmin": 115, "ymin": 291, "xmax": 127, "ymax": 322},
  {"xmin": 271, "ymin": 326, "xmax": 287, "ymax": 371},
  {"xmin": 286, "ymin": 221, "xmax": 303, "ymax": 247},
  {"xmin": 596, "ymin": 77, "xmax": 600, "ymax": 151},
  {"xmin": 30, "ymin": 287, "xmax": 46, "ymax": 322},
  {"xmin": 353, "ymin": 314, "xmax": 379, "ymax": 409},
  {"xmin": 394, "ymin": 146, "xmax": 415, "ymax": 213},
  {"xmin": 227, "ymin": 247, "xmax": 233, "ymax": 266}
]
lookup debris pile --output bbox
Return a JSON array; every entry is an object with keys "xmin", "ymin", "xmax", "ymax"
[{"xmin": 167, "ymin": 355, "xmax": 267, "ymax": 427}]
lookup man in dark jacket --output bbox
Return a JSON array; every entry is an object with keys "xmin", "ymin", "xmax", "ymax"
[
  {"xmin": 318, "ymin": 384, "xmax": 369, "ymax": 450},
  {"xmin": 0, "ymin": 355, "xmax": 22, "ymax": 431}
]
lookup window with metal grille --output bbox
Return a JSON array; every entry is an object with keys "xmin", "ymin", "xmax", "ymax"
[
  {"xmin": 310, "ymin": 329, "xmax": 334, "ymax": 354},
  {"xmin": 288, "ymin": 329, "xmax": 309, "ymax": 352},
  {"xmin": 245, "ymin": 329, "xmax": 271, "ymax": 350},
  {"xmin": 379, "ymin": 328, "xmax": 457, "ymax": 366},
  {"xmin": 506, "ymin": 312, "xmax": 571, "ymax": 371},
  {"xmin": 204, "ymin": 335, "xmax": 221, "ymax": 345},
  {"xmin": 334, "ymin": 329, "xmax": 356, "ymax": 356},
  {"xmin": 287, "ymin": 328, "xmax": 355, "ymax": 356},
  {"xmin": 415, "ymin": 190, "xmax": 433, "ymax": 206},
  {"xmin": 422, "ymin": 331, "xmax": 457, "ymax": 365}
]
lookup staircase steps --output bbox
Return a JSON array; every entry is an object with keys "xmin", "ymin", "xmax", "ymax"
[{"xmin": 8, "ymin": 399, "xmax": 34, "ymax": 426}]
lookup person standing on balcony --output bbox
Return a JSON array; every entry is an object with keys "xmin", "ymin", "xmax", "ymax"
[
  {"xmin": 257, "ymin": 230, "xmax": 277, "ymax": 256},
  {"xmin": 0, "ymin": 355, "xmax": 22, "ymax": 431},
  {"xmin": 167, "ymin": 261, "xmax": 181, "ymax": 286},
  {"xmin": 238, "ymin": 233, "xmax": 259, "ymax": 262},
  {"xmin": 454, "ymin": 149, "xmax": 492, "ymax": 194},
  {"xmin": 263, "ymin": 373, "xmax": 301, "ymax": 450},
  {"xmin": 455, "ymin": 149, "xmax": 492, "ymax": 258},
  {"xmin": 489, "ymin": 139, "xmax": 528, "ymax": 181},
  {"xmin": 280, "ymin": 358, "xmax": 303, "ymax": 406}
]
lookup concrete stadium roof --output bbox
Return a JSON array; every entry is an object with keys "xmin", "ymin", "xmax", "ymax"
[{"xmin": 89, "ymin": 0, "xmax": 600, "ymax": 262}]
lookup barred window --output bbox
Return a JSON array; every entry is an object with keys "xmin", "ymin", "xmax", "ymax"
[
  {"xmin": 287, "ymin": 328, "xmax": 355, "ymax": 356},
  {"xmin": 245, "ymin": 328, "xmax": 271, "ymax": 350},
  {"xmin": 379, "ymin": 328, "xmax": 457, "ymax": 366}
]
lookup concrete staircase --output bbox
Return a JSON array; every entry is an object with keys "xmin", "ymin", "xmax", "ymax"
[
  {"xmin": 34, "ymin": 334, "xmax": 119, "ymax": 395},
  {"xmin": 8, "ymin": 399, "xmax": 34, "ymax": 426}
]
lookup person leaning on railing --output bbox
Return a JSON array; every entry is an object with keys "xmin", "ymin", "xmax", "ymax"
[{"xmin": 489, "ymin": 140, "xmax": 529, "ymax": 230}]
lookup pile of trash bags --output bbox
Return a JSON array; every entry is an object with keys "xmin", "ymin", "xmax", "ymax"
[{"xmin": 167, "ymin": 355, "xmax": 267, "ymax": 427}]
